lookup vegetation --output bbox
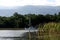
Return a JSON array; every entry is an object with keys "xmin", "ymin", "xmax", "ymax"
[
  {"xmin": 0, "ymin": 12, "xmax": 60, "ymax": 28},
  {"xmin": 0, "ymin": 12, "xmax": 60, "ymax": 40},
  {"xmin": 37, "ymin": 22, "xmax": 60, "ymax": 40},
  {"xmin": 22, "ymin": 22, "xmax": 60, "ymax": 40}
]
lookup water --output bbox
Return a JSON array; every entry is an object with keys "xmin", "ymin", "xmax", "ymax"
[
  {"xmin": 0, "ymin": 30, "xmax": 37, "ymax": 40},
  {"xmin": 0, "ymin": 37, "xmax": 28, "ymax": 40},
  {"xmin": 0, "ymin": 30, "xmax": 59, "ymax": 40},
  {"xmin": 0, "ymin": 37, "xmax": 21, "ymax": 40}
]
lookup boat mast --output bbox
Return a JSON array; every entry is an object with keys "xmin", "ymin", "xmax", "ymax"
[{"xmin": 28, "ymin": 14, "xmax": 31, "ymax": 27}]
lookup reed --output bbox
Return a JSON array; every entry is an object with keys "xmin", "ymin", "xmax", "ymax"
[
  {"xmin": 25, "ymin": 22, "xmax": 60, "ymax": 40},
  {"xmin": 38, "ymin": 22, "xmax": 60, "ymax": 40}
]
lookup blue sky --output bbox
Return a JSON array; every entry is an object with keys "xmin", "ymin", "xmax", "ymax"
[{"xmin": 0, "ymin": 0, "xmax": 60, "ymax": 7}]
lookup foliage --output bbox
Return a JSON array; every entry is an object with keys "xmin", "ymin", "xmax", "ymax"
[
  {"xmin": 0, "ymin": 12, "xmax": 60, "ymax": 28},
  {"xmin": 38, "ymin": 22, "xmax": 60, "ymax": 33}
]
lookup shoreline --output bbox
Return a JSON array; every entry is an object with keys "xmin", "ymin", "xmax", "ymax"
[{"xmin": 0, "ymin": 28, "xmax": 24, "ymax": 30}]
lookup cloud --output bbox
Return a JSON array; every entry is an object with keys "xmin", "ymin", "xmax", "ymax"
[
  {"xmin": 47, "ymin": 0, "xmax": 55, "ymax": 2},
  {"xmin": 55, "ymin": 0, "xmax": 60, "ymax": 6},
  {"xmin": 0, "ymin": 0, "xmax": 60, "ymax": 7}
]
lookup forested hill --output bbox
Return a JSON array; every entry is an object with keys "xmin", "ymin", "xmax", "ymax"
[
  {"xmin": 0, "ymin": 5, "xmax": 60, "ymax": 16},
  {"xmin": 0, "ymin": 12, "xmax": 60, "ymax": 28}
]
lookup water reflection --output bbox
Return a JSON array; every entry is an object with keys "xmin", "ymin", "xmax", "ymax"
[
  {"xmin": 0, "ymin": 37, "xmax": 21, "ymax": 40},
  {"xmin": 0, "ymin": 30, "xmax": 59, "ymax": 40},
  {"xmin": 0, "ymin": 30, "xmax": 37, "ymax": 40}
]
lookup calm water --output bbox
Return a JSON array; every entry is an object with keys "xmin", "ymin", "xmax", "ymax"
[
  {"xmin": 0, "ymin": 30, "xmax": 59, "ymax": 40},
  {"xmin": 0, "ymin": 30, "xmax": 37, "ymax": 40}
]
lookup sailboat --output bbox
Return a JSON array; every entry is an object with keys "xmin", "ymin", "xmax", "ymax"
[{"xmin": 25, "ymin": 15, "xmax": 36, "ymax": 30}]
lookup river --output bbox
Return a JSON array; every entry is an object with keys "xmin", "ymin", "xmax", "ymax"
[{"xmin": 0, "ymin": 30, "xmax": 37, "ymax": 40}]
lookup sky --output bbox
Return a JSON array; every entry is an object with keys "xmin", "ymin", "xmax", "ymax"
[{"xmin": 0, "ymin": 0, "xmax": 60, "ymax": 7}]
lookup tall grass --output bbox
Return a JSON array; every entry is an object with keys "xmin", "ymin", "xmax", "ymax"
[
  {"xmin": 24, "ymin": 22, "xmax": 60, "ymax": 40},
  {"xmin": 38, "ymin": 22, "xmax": 60, "ymax": 40}
]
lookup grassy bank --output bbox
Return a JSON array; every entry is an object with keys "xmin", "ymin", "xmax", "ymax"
[{"xmin": 37, "ymin": 22, "xmax": 60, "ymax": 40}]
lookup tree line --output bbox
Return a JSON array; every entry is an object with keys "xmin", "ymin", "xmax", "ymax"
[{"xmin": 0, "ymin": 12, "xmax": 60, "ymax": 28}]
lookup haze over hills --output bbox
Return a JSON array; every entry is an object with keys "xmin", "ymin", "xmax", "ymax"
[{"xmin": 0, "ymin": 5, "xmax": 60, "ymax": 16}]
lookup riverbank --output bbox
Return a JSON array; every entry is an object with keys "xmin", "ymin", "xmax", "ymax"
[{"xmin": 0, "ymin": 28, "xmax": 24, "ymax": 30}]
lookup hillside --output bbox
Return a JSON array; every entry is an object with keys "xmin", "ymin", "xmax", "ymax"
[{"xmin": 0, "ymin": 5, "xmax": 60, "ymax": 16}]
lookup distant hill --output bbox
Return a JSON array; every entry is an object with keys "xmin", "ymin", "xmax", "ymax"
[{"xmin": 0, "ymin": 5, "xmax": 60, "ymax": 16}]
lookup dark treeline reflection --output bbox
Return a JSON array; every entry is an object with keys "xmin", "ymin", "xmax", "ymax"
[{"xmin": 0, "ymin": 12, "xmax": 60, "ymax": 28}]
